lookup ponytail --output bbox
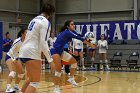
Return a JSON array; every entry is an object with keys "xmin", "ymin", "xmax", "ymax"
[{"xmin": 59, "ymin": 20, "xmax": 73, "ymax": 32}]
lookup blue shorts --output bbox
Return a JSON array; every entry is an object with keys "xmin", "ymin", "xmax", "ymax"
[
  {"xmin": 74, "ymin": 49, "xmax": 82, "ymax": 52},
  {"xmin": 50, "ymin": 48, "xmax": 63, "ymax": 55},
  {"xmin": 5, "ymin": 55, "xmax": 18, "ymax": 61},
  {"xmin": 19, "ymin": 58, "xmax": 33, "ymax": 63},
  {"xmin": 5, "ymin": 55, "xmax": 11, "ymax": 61},
  {"xmin": 88, "ymin": 49, "xmax": 95, "ymax": 52}
]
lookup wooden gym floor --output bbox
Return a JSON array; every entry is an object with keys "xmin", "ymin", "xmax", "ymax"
[{"xmin": 0, "ymin": 69, "xmax": 140, "ymax": 93}]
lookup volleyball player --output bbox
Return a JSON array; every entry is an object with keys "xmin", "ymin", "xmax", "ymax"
[
  {"xmin": 47, "ymin": 32, "xmax": 57, "ymax": 70},
  {"xmin": 18, "ymin": 3, "xmax": 55, "ymax": 93},
  {"xmin": 50, "ymin": 20, "xmax": 96, "ymax": 93},
  {"xmin": 73, "ymin": 38, "xmax": 86, "ymax": 70},
  {"xmin": 2, "ymin": 32, "xmax": 13, "ymax": 67},
  {"xmin": 87, "ymin": 32, "xmax": 97, "ymax": 69},
  {"xmin": 97, "ymin": 34, "xmax": 110, "ymax": 70},
  {"xmin": 5, "ymin": 27, "xmax": 27, "ymax": 93},
  {"xmin": 48, "ymin": 32, "xmax": 57, "ymax": 49}
]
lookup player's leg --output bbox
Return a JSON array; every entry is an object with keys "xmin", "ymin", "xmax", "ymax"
[
  {"xmin": 6, "ymin": 57, "xmax": 16, "ymax": 92},
  {"xmin": 103, "ymin": 53, "xmax": 110, "ymax": 70},
  {"xmin": 52, "ymin": 54, "xmax": 62, "ymax": 93},
  {"xmin": 14, "ymin": 60, "xmax": 25, "ymax": 92},
  {"xmin": 79, "ymin": 51, "xmax": 85, "ymax": 70},
  {"xmin": 74, "ymin": 50, "xmax": 79, "ymax": 69},
  {"xmin": 61, "ymin": 51, "xmax": 78, "ymax": 86},
  {"xmin": 91, "ymin": 50, "xmax": 96, "ymax": 68},
  {"xmin": 21, "ymin": 59, "xmax": 41, "ymax": 93},
  {"xmin": 99, "ymin": 53, "xmax": 104, "ymax": 70}
]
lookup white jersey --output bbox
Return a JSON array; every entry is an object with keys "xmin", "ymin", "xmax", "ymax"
[
  {"xmin": 73, "ymin": 39, "xmax": 83, "ymax": 50},
  {"xmin": 19, "ymin": 15, "xmax": 53, "ymax": 62},
  {"xmin": 88, "ymin": 39, "xmax": 97, "ymax": 49},
  {"xmin": 97, "ymin": 40, "xmax": 108, "ymax": 53},
  {"xmin": 48, "ymin": 37, "xmax": 56, "ymax": 49},
  {"xmin": 7, "ymin": 38, "xmax": 22, "ymax": 61}
]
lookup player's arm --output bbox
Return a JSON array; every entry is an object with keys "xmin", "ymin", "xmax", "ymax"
[
  {"xmin": 97, "ymin": 40, "xmax": 100, "ymax": 48},
  {"xmin": 3, "ymin": 40, "xmax": 9, "ymax": 46},
  {"xmin": 68, "ymin": 31, "xmax": 96, "ymax": 49},
  {"xmin": 106, "ymin": 40, "xmax": 108, "ymax": 49},
  {"xmin": 40, "ymin": 22, "xmax": 53, "ymax": 63},
  {"xmin": 68, "ymin": 31, "xmax": 84, "ymax": 41},
  {"xmin": 9, "ymin": 39, "xmax": 13, "ymax": 45},
  {"xmin": 83, "ymin": 40, "xmax": 96, "ymax": 49},
  {"xmin": 9, "ymin": 40, "xmax": 19, "ymax": 61}
]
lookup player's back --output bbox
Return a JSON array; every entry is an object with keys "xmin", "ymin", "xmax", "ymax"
[
  {"xmin": 19, "ymin": 16, "xmax": 50, "ymax": 60},
  {"xmin": 53, "ymin": 30, "xmax": 72, "ymax": 50}
]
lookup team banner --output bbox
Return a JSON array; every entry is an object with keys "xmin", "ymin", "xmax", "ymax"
[
  {"xmin": 0, "ymin": 22, "xmax": 2, "ymax": 60},
  {"xmin": 75, "ymin": 20, "xmax": 140, "ymax": 41}
]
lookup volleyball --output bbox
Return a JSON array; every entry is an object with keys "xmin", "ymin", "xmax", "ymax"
[{"xmin": 84, "ymin": 32, "xmax": 95, "ymax": 41}]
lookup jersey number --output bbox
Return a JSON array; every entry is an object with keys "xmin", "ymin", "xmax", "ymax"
[{"xmin": 28, "ymin": 21, "xmax": 35, "ymax": 31}]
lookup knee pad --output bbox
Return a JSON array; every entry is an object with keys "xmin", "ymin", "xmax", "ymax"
[
  {"xmin": 71, "ymin": 63, "xmax": 77, "ymax": 68},
  {"xmin": 81, "ymin": 58, "xmax": 84, "ymax": 62},
  {"xmin": 54, "ymin": 71, "xmax": 62, "ymax": 77},
  {"xmin": 18, "ymin": 74, "xmax": 25, "ymax": 78},
  {"xmin": 62, "ymin": 51, "xmax": 72, "ymax": 62},
  {"xmin": 105, "ymin": 60, "xmax": 108, "ymax": 63},
  {"xmin": 29, "ymin": 82, "xmax": 39, "ymax": 88},
  {"xmin": 100, "ymin": 60, "xmax": 103, "ymax": 63},
  {"xmin": 91, "ymin": 57, "xmax": 94, "ymax": 61},
  {"xmin": 9, "ymin": 71, "xmax": 16, "ymax": 78}
]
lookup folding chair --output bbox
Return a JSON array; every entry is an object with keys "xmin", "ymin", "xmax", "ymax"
[
  {"xmin": 110, "ymin": 52, "xmax": 123, "ymax": 70},
  {"xmin": 126, "ymin": 52, "xmax": 139, "ymax": 71},
  {"xmin": 111, "ymin": 40, "xmax": 123, "ymax": 45}
]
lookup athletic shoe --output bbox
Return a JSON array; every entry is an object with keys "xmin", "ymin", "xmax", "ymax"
[
  {"xmin": 13, "ymin": 85, "xmax": 21, "ymax": 92},
  {"xmin": 82, "ymin": 66, "xmax": 86, "ymax": 70},
  {"xmin": 54, "ymin": 87, "xmax": 60, "ymax": 93},
  {"xmin": 67, "ymin": 78, "xmax": 78, "ymax": 86},
  {"xmin": 5, "ymin": 87, "xmax": 14, "ymax": 93}
]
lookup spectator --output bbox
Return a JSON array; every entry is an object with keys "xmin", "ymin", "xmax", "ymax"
[{"xmin": 1, "ymin": 32, "xmax": 13, "ymax": 66}]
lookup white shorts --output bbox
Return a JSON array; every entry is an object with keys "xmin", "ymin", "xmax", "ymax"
[{"xmin": 99, "ymin": 48, "xmax": 107, "ymax": 53}]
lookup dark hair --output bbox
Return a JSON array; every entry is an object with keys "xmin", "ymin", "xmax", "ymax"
[
  {"xmin": 5, "ymin": 32, "xmax": 9, "ymax": 36},
  {"xmin": 100, "ymin": 34, "xmax": 106, "ymax": 40},
  {"xmin": 17, "ymin": 27, "xmax": 27, "ymax": 38},
  {"xmin": 41, "ymin": 3, "xmax": 55, "ymax": 16},
  {"xmin": 59, "ymin": 20, "xmax": 73, "ymax": 32}
]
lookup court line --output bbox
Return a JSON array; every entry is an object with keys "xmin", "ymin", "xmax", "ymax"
[
  {"xmin": 0, "ymin": 73, "xmax": 102, "ymax": 92},
  {"xmin": 40, "ymin": 74, "xmax": 101, "ymax": 92}
]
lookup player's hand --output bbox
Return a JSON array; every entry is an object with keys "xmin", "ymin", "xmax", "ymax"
[
  {"xmin": 5, "ymin": 42, "xmax": 9, "ymax": 45},
  {"xmin": 89, "ymin": 43, "xmax": 96, "ymax": 49},
  {"xmin": 83, "ymin": 40, "xmax": 96, "ymax": 49}
]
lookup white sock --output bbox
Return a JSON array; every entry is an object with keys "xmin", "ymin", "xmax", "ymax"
[
  {"xmin": 7, "ymin": 84, "xmax": 11, "ymax": 88},
  {"xmin": 55, "ymin": 85, "xmax": 60, "ymax": 88},
  {"xmin": 69, "ymin": 75, "xmax": 74, "ymax": 79},
  {"xmin": 14, "ymin": 84, "xmax": 19, "ymax": 87}
]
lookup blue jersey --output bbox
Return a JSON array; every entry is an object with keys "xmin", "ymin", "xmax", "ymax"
[
  {"xmin": 3, "ymin": 38, "xmax": 13, "ymax": 52},
  {"xmin": 51, "ymin": 29, "xmax": 84, "ymax": 55}
]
